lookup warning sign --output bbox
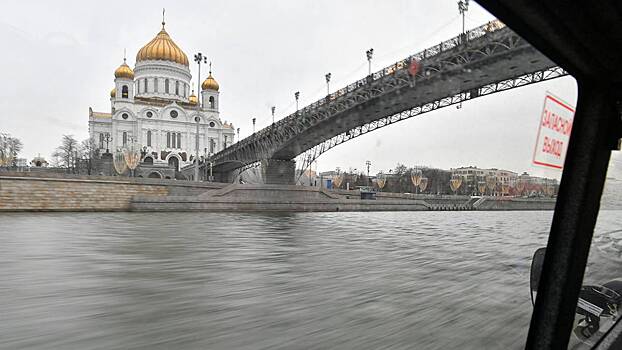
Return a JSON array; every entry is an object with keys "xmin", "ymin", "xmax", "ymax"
[{"xmin": 532, "ymin": 93, "xmax": 575, "ymax": 170}]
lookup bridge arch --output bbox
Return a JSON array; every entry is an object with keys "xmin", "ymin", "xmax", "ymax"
[{"xmin": 208, "ymin": 21, "xmax": 567, "ymax": 183}]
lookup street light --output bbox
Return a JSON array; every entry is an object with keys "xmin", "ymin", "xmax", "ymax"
[
  {"xmin": 236, "ymin": 128, "xmax": 240, "ymax": 143},
  {"xmin": 366, "ymin": 48, "xmax": 374, "ymax": 76},
  {"xmin": 458, "ymin": 0, "xmax": 470, "ymax": 36},
  {"xmin": 295, "ymin": 91, "xmax": 300, "ymax": 112},
  {"xmin": 325, "ymin": 73, "xmax": 331, "ymax": 95},
  {"xmin": 193, "ymin": 52, "xmax": 207, "ymax": 108},
  {"xmin": 365, "ymin": 160, "xmax": 371, "ymax": 185},
  {"xmin": 103, "ymin": 132, "xmax": 112, "ymax": 154},
  {"xmin": 271, "ymin": 106, "xmax": 276, "ymax": 124},
  {"xmin": 194, "ymin": 115, "xmax": 200, "ymax": 182},
  {"xmin": 252, "ymin": 117, "xmax": 256, "ymax": 133}
]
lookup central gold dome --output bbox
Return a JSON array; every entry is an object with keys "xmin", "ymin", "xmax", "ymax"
[{"xmin": 136, "ymin": 23, "xmax": 189, "ymax": 66}]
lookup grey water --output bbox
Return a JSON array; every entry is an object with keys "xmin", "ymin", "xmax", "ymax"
[{"xmin": 1, "ymin": 211, "xmax": 620, "ymax": 350}]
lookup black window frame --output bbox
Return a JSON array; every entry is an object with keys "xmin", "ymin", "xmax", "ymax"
[{"xmin": 474, "ymin": 1, "xmax": 622, "ymax": 349}]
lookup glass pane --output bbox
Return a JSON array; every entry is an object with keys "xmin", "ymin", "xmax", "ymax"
[
  {"xmin": 567, "ymin": 153, "xmax": 622, "ymax": 349},
  {"xmin": 0, "ymin": 1, "xmax": 583, "ymax": 349}
]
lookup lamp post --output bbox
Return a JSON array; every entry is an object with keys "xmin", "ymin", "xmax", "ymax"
[
  {"xmin": 103, "ymin": 133, "xmax": 112, "ymax": 154},
  {"xmin": 236, "ymin": 128, "xmax": 240, "ymax": 143},
  {"xmin": 306, "ymin": 154, "xmax": 313, "ymax": 186},
  {"xmin": 271, "ymin": 106, "xmax": 275, "ymax": 124},
  {"xmin": 366, "ymin": 48, "xmax": 374, "ymax": 76},
  {"xmin": 193, "ymin": 52, "xmax": 207, "ymax": 108},
  {"xmin": 252, "ymin": 117, "xmax": 256, "ymax": 133},
  {"xmin": 194, "ymin": 116, "xmax": 200, "ymax": 181},
  {"xmin": 325, "ymin": 73, "xmax": 331, "ymax": 95},
  {"xmin": 365, "ymin": 160, "xmax": 371, "ymax": 185},
  {"xmin": 458, "ymin": 0, "xmax": 469, "ymax": 36},
  {"xmin": 295, "ymin": 91, "xmax": 300, "ymax": 112}
]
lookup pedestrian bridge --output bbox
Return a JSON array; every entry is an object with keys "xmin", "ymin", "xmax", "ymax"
[{"xmin": 204, "ymin": 20, "xmax": 567, "ymax": 184}]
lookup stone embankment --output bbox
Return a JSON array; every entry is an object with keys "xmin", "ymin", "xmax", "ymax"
[
  {"xmin": 0, "ymin": 172, "xmax": 556, "ymax": 212},
  {"xmin": 0, "ymin": 172, "xmax": 225, "ymax": 211}
]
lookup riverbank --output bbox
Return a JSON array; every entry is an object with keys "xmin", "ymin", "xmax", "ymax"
[{"xmin": 0, "ymin": 173, "xmax": 555, "ymax": 212}]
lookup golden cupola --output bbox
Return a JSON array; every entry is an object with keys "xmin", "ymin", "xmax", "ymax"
[
  {"xmin": 136, "ymin": 21, "xmax": 189, "ymax": 66},
  {"xmin": 201, "ymin": 72, "xmax": 219, "ymax": 91},
  {"xmin": 114, "ymin": 59, "xmax": 134, "ymax": 79},
  {"xmin": 188, "ymin": 90, "xmax": 198, "ymax": 105},
  {"xmin": 110, "ymin": 87, "xmax": 116, "ymax": 98}
]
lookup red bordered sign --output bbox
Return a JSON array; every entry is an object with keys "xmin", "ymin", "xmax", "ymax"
[{"xmin": 532, "ymin": 93, "xmax": 575, "ymax": 170}]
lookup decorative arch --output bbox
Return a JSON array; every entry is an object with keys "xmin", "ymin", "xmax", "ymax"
[
  {"xmin": 205, "ymin": 116, "xmax": 222, "ymax": 127},
  {"xmin": 188, "ymin": 112, "xmax": 203, "ymax": 124},
  {"xmin": 139, "ymin": 107, "xmax": 159, "ymax": 119},
  {"xmin": 147, "ymin": 171, "xmax": 162, "ymax": 179},
  {"xmin": 114, "ymin": 108, "xmax": 136, "ymax": 120},
  {"xmin": 122, "ymin": 85, "xmax": 129, "ymax": 98},
  {"xmin": 143, "ymin": 155, "xmax": 154, "ymax": 164},
  {"xmin": 161, "ymin": 103, "xmax": 187, "ymax": 120},
  {"xmin": 166, "ymin": 153, "xmax": 181, "ymax": 171}
]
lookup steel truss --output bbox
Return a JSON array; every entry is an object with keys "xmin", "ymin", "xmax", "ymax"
[
  {"xmin": 210, "ymin": 20, "xmax": 567, "ymax": 176},
  {"xmin": 295, "ymin": 66, "xmax": 567, "ymax": 178}
]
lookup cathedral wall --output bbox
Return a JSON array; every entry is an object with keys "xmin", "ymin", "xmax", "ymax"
[{"xmin": 0, "ymin": 172, "xmax": 227, "ymax": 211}]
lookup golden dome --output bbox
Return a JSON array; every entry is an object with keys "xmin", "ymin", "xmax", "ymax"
[
  {"xmin": 188, "ymin": 91, "xmax": 198, "ymax": 105},
  {"xmin": 110, "ymin": 87, "xmax": 116, "ymax": 98},
  {"xmin": 136, "ymin": 23, "xmax": 189, "ymax": 66},
  {"xmin": 114, "ymin": 59, "xmax": 134, "ymax": 79},
  {"xmin": 201, "ymin": 73, "xmax": 219, "ymax": 91}
]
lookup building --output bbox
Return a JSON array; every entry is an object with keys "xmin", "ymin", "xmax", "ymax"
[
  {"xmin": 88, "ymin": 18, "xmax": 235, "ymax": 179},
  {"xmin": 30, "ymin": 155, "xmax": 48, "ymax": 167},
  {"xmin": 452, "ymin": 166, "xmax": 518, "ymax": 195},
  {"xmin": 517, "ymin": 172, "xmax": 559, "ymax": 197}
]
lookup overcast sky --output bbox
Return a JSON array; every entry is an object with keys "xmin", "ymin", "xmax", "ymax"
[{"xmin": 1, "ymin": 0, "xmax": 620, "ymax": 179}]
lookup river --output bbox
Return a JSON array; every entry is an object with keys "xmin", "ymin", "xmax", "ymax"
[{"xmin": 1, "ymin": 211, "xmax": 620, "ymax": 349}]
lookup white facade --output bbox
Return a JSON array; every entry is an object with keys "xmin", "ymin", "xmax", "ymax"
[{"xmin": 88, "ymin": 22, "xmax": 234, "ymax": 171}]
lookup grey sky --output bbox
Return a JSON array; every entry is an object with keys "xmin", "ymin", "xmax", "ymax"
[{"xmin": 1, "ymin": 0, "xmax": 620, "ymax": 179}]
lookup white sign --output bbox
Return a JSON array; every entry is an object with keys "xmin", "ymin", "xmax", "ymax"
[{"xmin": 532, "ymin": 93, "xmax": 575, "ymax": 170}]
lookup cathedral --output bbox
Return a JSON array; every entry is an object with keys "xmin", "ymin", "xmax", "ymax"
[{"xmin": 88, "ymin": 18, "xmax": 235, "ymax": 179}]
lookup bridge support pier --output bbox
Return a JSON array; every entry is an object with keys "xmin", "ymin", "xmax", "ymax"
[{"xmin": 261, "ymin": 159, "xmax": 296, "ymax": 185}]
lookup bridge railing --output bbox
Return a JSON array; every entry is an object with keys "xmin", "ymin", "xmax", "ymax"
[{"xmin": 213, "ymin": 20, "xmax": 506, "ymax": 161}]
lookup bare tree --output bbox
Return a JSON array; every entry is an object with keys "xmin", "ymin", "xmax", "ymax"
[
  {"xmin": 0, "ymin": 133, "xmax": 23, "ymax": 167},
  {"xmin": 79, "ymin": 137, "xmax": 97, "ymax": 175},
  {"xmin": 52, "ymin": 135, "xmax": 79, "ymax": 173}
]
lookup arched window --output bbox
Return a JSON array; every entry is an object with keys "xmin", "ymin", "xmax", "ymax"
[
  {"xmin": 182, "ymin": 83, "xmax": 186, "ymax": 97},
  {"xmin": 123, "ymin": 132, "xmax": 128, "ymax": 146},
  {"xmin": 167, "ymin": 132, "xmax": 171, "ymax": 148},
  {"xmin": 137, "ymin": 80, "xmax": 141, "ymax": 94},
  {"xmin": 147, "ymin": 130, "xmax": 152, "ymax": 147},
  {"xmin": 99, "ymin": 133, "xmax": 104, "ymax": 149},
  {"xmin": 175, "ymin": 81, "xmax": 179, "ymax": 95},
  {"xmin": 209, "ymin": 96, "xmax": 215, "ymax": 109},
  {"xmin": 209, "ymin": 138, "xmax": 215, "ymax": 154},
  {"xmin": 224, "ymin": 135, "xmax": 228, "ymax": 149},
  {"xmin": 171, "ymin": 132, "xmax": 176, "ymax": 149},
  {"xmin": 154, "ymin": 78, "xmax": 158, "ymax": 92},
  {"xmin": 168, "ymin": 156, "xmax": 179, "ymax": 171},
  {"xmin": 144, "ymin": 78, "xmax": 148, "ymax": 93},
  {"xmin": 121, "ymin": 85, "xmax": 129, "ymax": 98},
  {"xmin": 165, "ymin": 79, "xmax": 169, "ymax": 93},
  {"xmin": 177, "ymin": 133, "xmax": 181, "ymax": 149}
]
